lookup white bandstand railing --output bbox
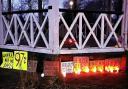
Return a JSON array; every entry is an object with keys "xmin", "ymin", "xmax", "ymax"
[
  {"xmin": 0, "ymin": 11, "xmax": 125, "ymax": 54},
  {"xmin": 0, "ymin": 0, "xmax": 127, "ymax": 54},
  {"xmin": 58, "ymin": 10, "xmax": 126, "ymax": 54},
  {"xmin": 2, "ymin": 13, "xmax": 49, "ymax": 48},
  {"xmin": 59, "ymin": 13, "xmax": 123, "ymax": 49}
]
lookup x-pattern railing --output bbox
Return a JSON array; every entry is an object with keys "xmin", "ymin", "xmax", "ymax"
[
  {"xmin": 2, "ymin": 13, "xmax": 49, "ymax": 48},
  {"xmin": 59, "ymin": 13, "xmax": 123, "ymax": 49}
]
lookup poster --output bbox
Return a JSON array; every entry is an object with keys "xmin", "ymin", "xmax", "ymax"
[
  {"xmin": 13, "ymin": 51, "xmax": 28, "ymax": 71},
  {"xmin": 61, "ymin": 61, "xmax": 74, "ymax": 74},
  {"xmin": 0, "ymin": 52, "xmax": 14, "ymax": 69}
]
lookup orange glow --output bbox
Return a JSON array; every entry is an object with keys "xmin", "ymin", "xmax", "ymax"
[
  {"xmin": 61, "ymin": 58, "xmax": 121, "ymax": 76},
  {"xmin": 97, "ymin": 66, "xmax": 104, "ymax": 73},
  {"xmin": 74, "ymin": 68, "xmax": 81, "ymax": 75},
  {"xmin": 104, "ymin": 66, "xmax": 120, "ymax": 73},
  {"xmin": 82, "ymin": 66, "xmax": 89, "ymax": 73},
  {"xmin": 91, "ymin": 66, "xmax": 97, "ymax": 73},
  {"xmin": 74, "ymin": 63, "xmax": 81, "ymax": 75},
  {"xmin": 114, "ymin": 66, "xmax": 120, "ymax": 73},
  {"xmin": 62, "ymin": 71, "xmax": 66, "ymax": 77},
  {"xmin": 105, "ymin": 66, "xmax": 110, "ymax": 72},
  {"xmin": 109, "ymin": 66, "xmax": 114, "ymax": 73}
]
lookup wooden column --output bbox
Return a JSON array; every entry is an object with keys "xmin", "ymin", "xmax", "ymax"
[
  {"xmin": 48, "ymin": 0, "xmax": 60, "ymax": 54},
  {"xmin": 122, "ymin": 0, "xmax": 128, "ymax": 49},
  {"xmin": 38, "ymin": 0, "xmax": 43, "ymax": 25},
  {"xmin": 0, "ymin": 0, "xmax": 3, "ymax": 45}
]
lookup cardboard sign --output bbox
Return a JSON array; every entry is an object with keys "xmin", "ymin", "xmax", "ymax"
[
  {"xmin": 0, "ymin": 52, "xmax": 14, "ymax": 69},
  {"xmin": 61, "ymin": 61, "xmax": 74, "ymax": 74},
  {"xmin": 13, "ymin": 51, "xmax": 28, "ymax": 71},
  {"xmin": 28, "ymin": 60, "xmax": 37, "ymax": 72},
  {"xmin": 44, "ymin": 61, "xmax": 60, "ymax": 76}
]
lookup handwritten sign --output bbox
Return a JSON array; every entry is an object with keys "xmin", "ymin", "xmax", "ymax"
[
  {"xmin": 0, "ymin": 52, "xmax": 13, "ymax": 69},
  {"xmin": 13, "ymin": 51, "xmax": 28, "ymax": 71},
  {"xmin": 61, "ymin": 62, "xmax": 74, "ymax": 74}
]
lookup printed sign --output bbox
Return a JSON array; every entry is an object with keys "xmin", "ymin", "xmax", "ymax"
[
  {"xmin": 13, "ymin": 51, "xmax": 28, "ymax": 71},
  {"xmin": 44, "ymin": 61, "xmax": 60, "ymax": 76},
  {"xmin": 61, "ymin": 62, "xmax": 74, "ymax": 74},
  {"xmin": 0, "ymin": 52, "xmax": 13, "ymax": 69}
]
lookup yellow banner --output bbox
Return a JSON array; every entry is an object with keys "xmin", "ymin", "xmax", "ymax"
[
  {"xmin": 0, "ymin": 52, "xmax": 14, "ymax": 69},
  {"xmin": 13, "ymin": 51, "xmax": 28, "ymax": 71}
]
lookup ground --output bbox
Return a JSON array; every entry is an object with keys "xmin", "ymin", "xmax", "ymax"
[{"xmin": 0, "ymin": 68, "xmax": 128, "ymax": 89}]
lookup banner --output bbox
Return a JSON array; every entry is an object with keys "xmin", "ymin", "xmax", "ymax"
[{"xmin": 0, "ymin": 52, "xmax": 13, "ymax": 69}]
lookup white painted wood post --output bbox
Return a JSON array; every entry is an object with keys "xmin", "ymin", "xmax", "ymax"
[
  {"xmin": 14, "ymin": 15, "xmax": 18, "ymax": 45},
  {"xmin": 122, "ymin": 0, "xmax": 128, "ymax": 49},
  {"xmin": 30, "ymin": 13, "xmax": 34, "ymax": 47},
  {"xmin": 101, "ymin": 14, "xmax": 104, "ymax": 48},
  {"xmin": 48, "ymin": 0, "xmax": 60, "ymax": 54},
  {"xmin": 0, "ymin": 0, "xmax": 3, "ymax": 45},
  {"xmin": 79, "ymin": 13, "xmax": 82, "ymax": 49}
]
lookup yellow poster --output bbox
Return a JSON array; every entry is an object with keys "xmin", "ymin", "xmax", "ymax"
[
  {"xmin": 0, "ymin": 52, "xmax": 14, "ymax": 69},
  {"xmin": 13, "ymin": 51, "xmax": 28, "ymax": 71}
]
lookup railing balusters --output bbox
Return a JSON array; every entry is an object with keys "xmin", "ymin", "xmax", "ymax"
[
  {"xmin": 79, "ymin": 13, "xmax": 82, "ymax": 49},
  {"xmin": 30, "ymin": 13, "xmax": 34, "ymax": 47},
  {"xmin": 101, "ymin": 14, "xmax": 105, "ymax": 48},
  {"xmin": 14, "ymin": 14, "xmax": 18, "ymax": 46},
  {"xmin": 0, "ymin": 8, "xmax": 124, "ymax": 54}
]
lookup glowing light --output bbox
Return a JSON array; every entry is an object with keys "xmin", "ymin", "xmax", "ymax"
[
  {"xmin": 109, "ymin": 66, "xmax": 114, "ymax": 73},
  {"xmin": 41, "ymin": 73, "xmax": 45, "ymax": 78},
  {"xmin": 105, "ymin": 66, "xmax": 110, "ymax": 72},
  {"xmin": 61, "ymin": 58, "xmax": 121, "ymax": 75},
  {"xmin": 62, "ymin": 71, "xmax": 66, "ymax": 78},
  {"xmin": 74, "ymin": 63, "xmax": 81, "ymax": 75},
  {"xmin": 68, "ymin": 38, "xmax": 73, "ymax": 44},
  {"xmin": 91, "ymin": 66, "xmax": 97, "ymax": 73},
  {"xmin": 75, "ymin": 69, "xmax": 81, "ymax": 75},
  {"xmin": 114, "ymin": 66, "xmax": 119, "ymax": 73},
  {"xmin": 97, "ymin": 66, "xmax": 104, "ymax": 73},
  {"xmin": 69, "ymin": 1, "xmax": 74, "ymax": 7},
  {"xmin": 82, "ymin": 66, "xmax": 89, "ymax": 73}
]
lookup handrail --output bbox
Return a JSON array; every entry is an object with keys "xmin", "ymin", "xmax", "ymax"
[
  {"xmin": 2, "ymin": 9, "xmax": 48, "ymax": 15},
  {"xmin": 59, "ymin": 9, "xmax": 123, "ymax": 15},
  {"xmin": 2, "ymin": 8, "xmax": 123, "ymax": 15}
]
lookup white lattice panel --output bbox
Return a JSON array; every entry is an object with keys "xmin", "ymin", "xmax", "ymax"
[
  {"xmin": 59, "ymin": 13, "xmax": 123, "ymax": 51},
  {"xmin": 2, "ymin": 13, "xmax": 49, "ymax": 48}
]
